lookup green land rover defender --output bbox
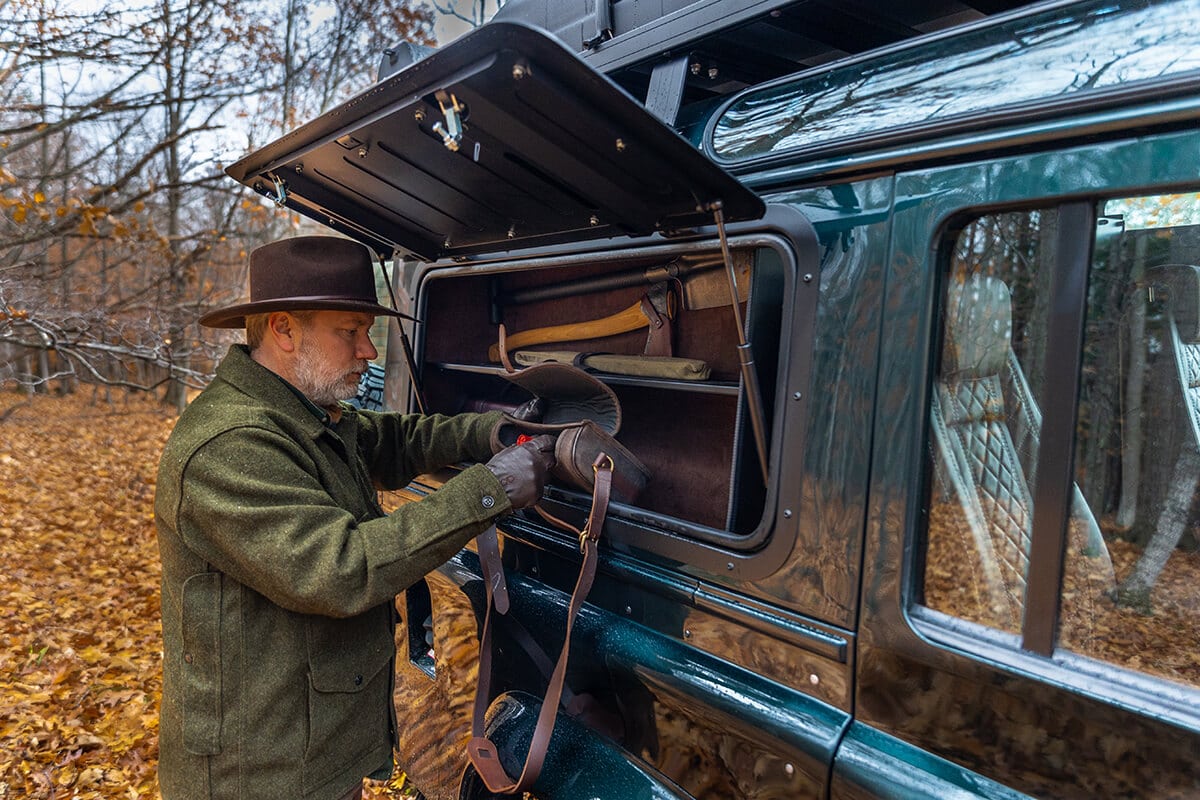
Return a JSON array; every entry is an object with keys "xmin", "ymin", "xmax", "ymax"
[{"xmin": 227, "ymin": 1, "xmax": 1200, "ymax": 796}]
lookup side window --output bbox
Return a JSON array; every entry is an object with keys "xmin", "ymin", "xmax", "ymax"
[{"xmin": 921, "ymin": 194, "xmax": 1200, "ymax": 692}]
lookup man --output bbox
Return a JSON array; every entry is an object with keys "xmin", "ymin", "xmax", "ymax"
[{"xmin": 155, "ymin": 236, "xmax": 555, "ymax": 800}]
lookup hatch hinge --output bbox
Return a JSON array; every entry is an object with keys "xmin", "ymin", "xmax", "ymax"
[
  {"xmin": 433, "ymin": 90, "xmax": 464, "ymax": 152},
  {"xmin": 269, "ymin": 173, "xmax": 288, "ymax": 207}
]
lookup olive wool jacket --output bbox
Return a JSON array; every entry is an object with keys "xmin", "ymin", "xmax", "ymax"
[{"xmin": 155, "ymin": 345, "xmax": 509, "ymax": 800}]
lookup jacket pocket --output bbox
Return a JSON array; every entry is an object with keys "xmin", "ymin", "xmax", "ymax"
[
  {"xmin": 303, "ymin": 606, "xmax": 394, "ymax": 789},
  {"xmin": 181, "ymin": 572, "xmax": 222, "ymax": 755}
]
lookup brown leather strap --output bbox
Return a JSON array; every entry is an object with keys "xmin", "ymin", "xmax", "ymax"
[
  {"xmin": 476, "ymin": 524, "xmax": 508, "ymax": 615},
  {"xmin": 468, "ymin": 454, "xmax": 614, "ymax": 795},
  {"xmin": 640, "ymin": 284, "xmax": 675, "ymax": 357}
]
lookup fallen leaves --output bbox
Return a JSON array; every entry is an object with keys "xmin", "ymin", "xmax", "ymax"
[
  {"xmin": 0, "ymin": 391, "xmax": 420, "ymax": 799},
  {"xmin": 0, "ymin": 391, "xmax": 170, "ymax": 799}
]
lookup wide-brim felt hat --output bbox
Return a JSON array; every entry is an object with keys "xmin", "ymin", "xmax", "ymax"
[{"xmin": 199, "ymin": 236, "xmax": 418, "ymax": 328}]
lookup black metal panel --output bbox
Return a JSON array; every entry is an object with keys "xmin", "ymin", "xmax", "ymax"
[{"xmin": 226, "ymin": 22, "xmax": 764, "ymax": 261}]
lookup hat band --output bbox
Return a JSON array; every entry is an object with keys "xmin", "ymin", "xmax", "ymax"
[{"xmin": 251, "ymin": 293, "xmax": 381, "ymax": 304}]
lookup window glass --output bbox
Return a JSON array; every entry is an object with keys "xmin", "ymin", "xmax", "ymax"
[
  {"xmin": 923, "ymin": 196, "xmax": 1200, "ymax": 691},
  {"xmin": 712, "ymin": 0, "xmax": 1200, "ymax": 162}
]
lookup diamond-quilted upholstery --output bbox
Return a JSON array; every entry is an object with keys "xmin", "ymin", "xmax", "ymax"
[{"xmin": 930, "ymin": 273, "xmax": 1115, "ymax": 626}]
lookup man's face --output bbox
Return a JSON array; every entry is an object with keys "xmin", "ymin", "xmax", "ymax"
[{"xmin": 290, "ymin": 310, "xmax": 378, "ymax": 406}]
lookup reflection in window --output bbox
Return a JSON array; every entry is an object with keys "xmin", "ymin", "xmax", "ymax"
[
  {"xmin": 713, "ymin": 0, "xmax": 1200, "ymax": 161},
  {"xmin": 923, "ymin": 200, "xmax": 1200, "ymax": 691}
]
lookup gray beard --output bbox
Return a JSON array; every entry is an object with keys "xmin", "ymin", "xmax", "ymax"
[{"xmin": 293, "ymin": 341, "xmax": 366, "ymax": 407}]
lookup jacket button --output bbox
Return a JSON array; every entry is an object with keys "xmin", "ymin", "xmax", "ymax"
[
  {"xmin": 481, "ymin": 495, "xmax": 495, "ymax": 509},
  {"xmin": 354, "ymin": 674, "xmax": 363, "ymax": 686},
  {"xmin": 183, "ymin": 653, "xmax": 193, "ymax": 664}
]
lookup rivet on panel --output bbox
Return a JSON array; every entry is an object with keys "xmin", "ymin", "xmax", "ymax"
[
  {"xmin": 809, "ymin": 673, "xmax": 820, "ymax": 686},
  {"xmin": 683, "ymin": 629, "xmax": 692, "ymax": 639},
  {"xmin": 624, "ymin": 606, "xmax": 632, "ymax": 615},
  {"xmin": 783, "ymin": 509, "xmax": 793, "ymax": 518},
  {"xmin": 726, "ymin": 562, "xmax": 735, "ymax": 571},
  {"xmin": 793, "ymin": 391, "xmax": 802, "ymax": 401},
  {"xmin": 785, "ymin": 763, "xmax": 795, "ymax": 776},
  {"xmin": 513, "ymin": 63, "xmax": 528, "ymax": 80},
  {"xmin": 615, "ymin": 138, "xmax": 626, "ymax": 152},
  {"xmin": 357, "ymin": 145, "xmax": 369, "ymax": 158},
  {"xmin": 589, "ymin": 214, "xmax": 600, "ymax": 226},
  {"xmin": 294, "ymin": 163, "xmax": 303, "ymax": 173},
  {"xmin": 414, "ymin": 109, "xmax": 426, "ymax": 122},
  {"xmin": 803, "ymin": 273, "xmax": 813, "ymax": 282}
]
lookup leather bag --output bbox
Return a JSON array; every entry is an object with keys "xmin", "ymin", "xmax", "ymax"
[{"xmin": 488, "ymin": 331, "xmax": 649, "ymax": 504}]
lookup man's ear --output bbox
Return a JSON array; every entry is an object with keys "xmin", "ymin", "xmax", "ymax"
[{"xmin": 267, "ymin": 312, "xmax": 298, "ymax": 353}]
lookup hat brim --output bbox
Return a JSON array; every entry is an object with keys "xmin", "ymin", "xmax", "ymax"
[{"xmin": 199, "ymin": 298, "xmax": 420, "ymax": 329}]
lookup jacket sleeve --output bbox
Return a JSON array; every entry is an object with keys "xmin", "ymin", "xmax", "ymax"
[
  {"xmin": 354, "ymin": 410, "xmax": 502, "ymax": 490},
  {"xmin": 171, "ymin": 423, "xmax": 511, "ymax": 618}
]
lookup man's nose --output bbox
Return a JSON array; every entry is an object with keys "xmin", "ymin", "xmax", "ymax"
[{"xmin": 356, "ymin": 331, "xmax": 378, "ymax": 360}]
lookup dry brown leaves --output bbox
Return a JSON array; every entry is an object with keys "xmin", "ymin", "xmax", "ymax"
[
  {"xmin": 925, "ymin": 500, "xmax": 1200, "ymax": 688},
  {"xmin": 1, "ymin": 392, "xmax": 170, "ymax": 798},
  {"xmin": 0, "ymin": 392, "xmax": 414, "ymax": 800}
]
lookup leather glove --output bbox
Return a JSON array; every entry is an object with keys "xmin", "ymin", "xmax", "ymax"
[{"xmin": 485, "ymin": 434, "xmax": 557, "ymax": 509}]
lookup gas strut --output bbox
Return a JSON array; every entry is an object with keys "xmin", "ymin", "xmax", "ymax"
[{"xmin": 708, "ymin": 201, "xmax": 769, "ymax": 485}]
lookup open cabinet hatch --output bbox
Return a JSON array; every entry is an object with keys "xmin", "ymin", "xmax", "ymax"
[{"xmin": 225, "ymin": 21, "xmax": 765, "ymax": 261}]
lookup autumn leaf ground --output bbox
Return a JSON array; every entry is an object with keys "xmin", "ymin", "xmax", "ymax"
[{"xmin": 0, "ymin": 392, "xmax": 414, "ymax": 799}]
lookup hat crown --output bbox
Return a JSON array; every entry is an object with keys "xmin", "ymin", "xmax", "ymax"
[
  {"xmin": 249, "ymin": 236, "xmax": 375, "ymax": 303},
  {"xmin": 199, "ymin": 236, "xmax": 416, "ymax": 328}
]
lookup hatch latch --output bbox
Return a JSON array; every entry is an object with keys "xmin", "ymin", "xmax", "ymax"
[{"xmin": 433, "ymin": 90, "xmax": 464, "ymax": 152}]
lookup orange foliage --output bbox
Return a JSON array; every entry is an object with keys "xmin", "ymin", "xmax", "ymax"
[{"xmin": 0, "ymin": 393, "xmax": 415, "ymax": 799}]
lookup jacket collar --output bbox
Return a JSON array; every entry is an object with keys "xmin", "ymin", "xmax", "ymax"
[{"xmin": 215, "ymin": 345, "xmax": 335, "ymax": 441}]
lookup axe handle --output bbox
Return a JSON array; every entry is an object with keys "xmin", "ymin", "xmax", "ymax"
[{"xmin": 487, "ymin": 300, "xmax": 647, "ymax": 362}]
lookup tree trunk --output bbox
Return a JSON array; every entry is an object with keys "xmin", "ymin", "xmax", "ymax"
[
  {"xmin": 1115, "ymin": 445, "xmax": 1199, "ymax": 612},
  {"xmin": 1115, "ymin": 235, "xmax": 1148, "ymax": 530}
]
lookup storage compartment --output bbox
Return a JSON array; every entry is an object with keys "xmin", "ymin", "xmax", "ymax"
[{"xmin": 418, "ymin": 244, "xmax": 783, "ymax": 534}]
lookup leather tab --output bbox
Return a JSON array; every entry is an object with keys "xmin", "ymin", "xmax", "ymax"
[
  {"xmin": 476, "ymin": 525, "xmax": 509, "ymax": 614},
  {"xmin": 640, "ymin": 285, "xmax": 674, "ymax": 357},
  {"xmin": 466, "ymin": 737, "xmax": 517, "ymax": 794}
]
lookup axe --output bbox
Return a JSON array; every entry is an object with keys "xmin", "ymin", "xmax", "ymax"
[{"xmin": 486, "ymin": 256, "xmax": 751, "ymax": 362}]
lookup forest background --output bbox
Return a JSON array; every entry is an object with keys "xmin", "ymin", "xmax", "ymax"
[{"xmin": 1, "ymin": 0, "xmax": 497, "ymax": 796}]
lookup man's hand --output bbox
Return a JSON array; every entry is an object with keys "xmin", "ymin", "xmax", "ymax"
[{"xmin": 485, "ymin": 434, "xmax": 557, "ymax": 509}]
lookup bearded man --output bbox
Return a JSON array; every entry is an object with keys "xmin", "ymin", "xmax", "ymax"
[{"xmin": 154, "ymin": 236, "xmax": 555, "ymax": 800}]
